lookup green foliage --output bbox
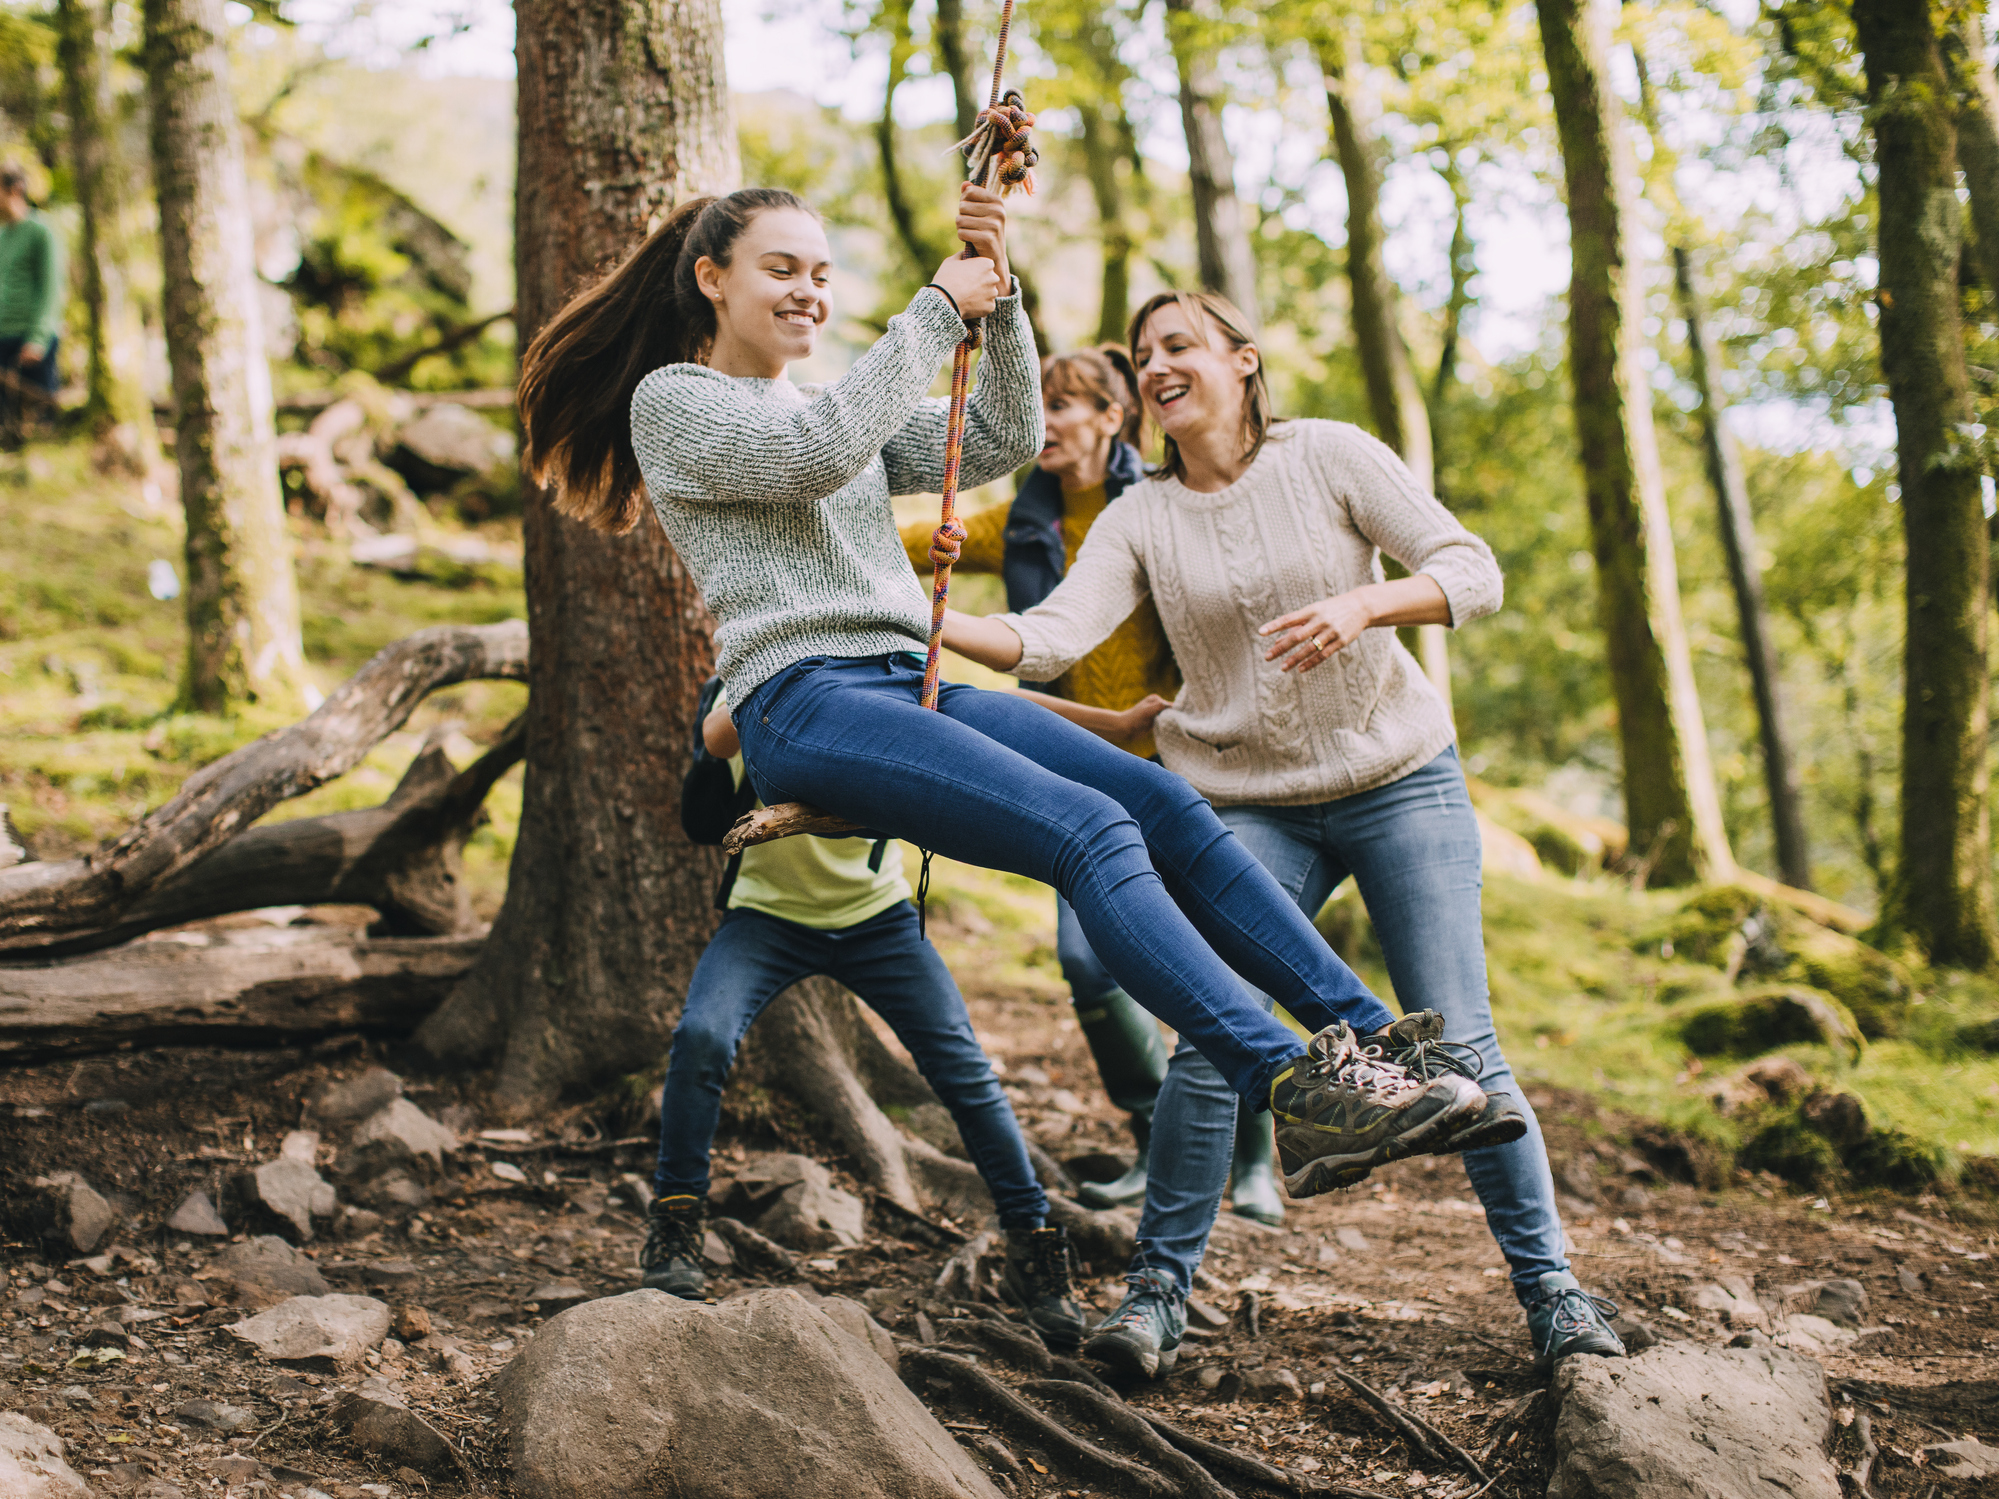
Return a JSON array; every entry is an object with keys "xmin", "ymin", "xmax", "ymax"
[{"xmin": 1678, "ymin": 985, "xmax": 1864, "ymax": 1062}]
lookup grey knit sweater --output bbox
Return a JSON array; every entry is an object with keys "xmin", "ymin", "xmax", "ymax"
[
  {"xmin": 1000, "ymin": 420, "xmax": 1503, "ymax": 805},
  {"xmin": 633, "ymin": 284, "xmax": 1043, "ymax": 700}
]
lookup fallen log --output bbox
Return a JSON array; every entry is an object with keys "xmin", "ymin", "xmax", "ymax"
[
  {"xmin": 0, "ymin": 926, "xmax": 483, "ymax": 1062},
  {"xmin": 0, "ymin": 620, "xmax": 528, "ymax": 952},
  {"xmin": 24, "ymin": 717, "xmax": 526, "ymax": 958}
]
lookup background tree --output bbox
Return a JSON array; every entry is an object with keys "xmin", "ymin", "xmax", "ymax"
[
  {"xmin": 143, "ymin": 0, "xmax": 306, "ymax": 713},
  {"xmin": 413, "ymin": 0, "xmax": 739, "ymax": 1106},
  {"xmin": 1851, "ymin": 0, "xmax": 1996, "ymax": 967},
  {"xmin": 56, "ymin": 0, "xmax": 157, "ymax": 471},
  {"xmin": 1534, "ymin": 0, "xmax": 1732, "ymax": 884},
  {"xmin": 1162, "ymin": 0, "xmax": 1258, "ymax": 322}
]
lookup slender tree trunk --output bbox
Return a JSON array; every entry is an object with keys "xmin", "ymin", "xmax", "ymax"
[
  {"xmin": 1945, "ymin": 12, "xmax": 1999, "ymax": 301},
  {"xmin": 1162, "ymin": 0, "xmax": 1259, "ymax": 324},
  {"xmin": 1319, "ymin": 26, "xmax": 1450, "ymax": 711},
  {"xmin": 1534, "ymin": 0, "xmax": 1732, "ymax": 885},
  {"xmin": 934, "ymin": 0, "xmax": 980, "ymax": 144},
  {"xmin": 1853, "ymin": 0, "xmax": 1996, "ymax": 967},
  {"xmin": 143, "ymin": 0, "xmax": 305, "ymax": 714},
  {"xmin": 1079, "ymin": 99, "xmax": 1133, "ymax": 345},
  {"xmin": 1672, "ymin": 245, "xmax": 1813, "ymax": 890},
  {"xmin": 1430, "ymin": 162, "xmax": 1475, "ymax": 487},
  {"xmin": 56, "ymin": 0, "xmax": 156, "ymax": 469},
  {"xmin": 412, "ymin": 0, "xmax": 742, "ymax": 1106},
  {"xmin": 877, "ymin": 0, "xmax": 946, "ymax": 277}
]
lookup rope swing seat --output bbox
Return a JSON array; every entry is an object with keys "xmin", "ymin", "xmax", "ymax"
[{"xmin": 722, "ymin": 7, "xmax": 1038, "ymax": 860}]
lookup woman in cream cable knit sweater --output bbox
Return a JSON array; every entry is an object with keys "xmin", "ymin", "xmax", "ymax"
[
  {"xmin": 513, "ymin": 187, "xmax": 1490, "ymax": 1300},
  {"xmin": 944, "ymin": 289, "xmax": 1627, "ymax": 1378}
]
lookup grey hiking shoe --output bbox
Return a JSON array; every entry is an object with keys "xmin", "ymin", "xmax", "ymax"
[
  {"xmin": 639, "ymin": 1194, "xmax": 708, "ymax": 1300},
  {"xmin": 1527, "ymin": 1271, "xmax": 1626, "ymax": 1367},
  {"xmin": 1084, "ymin": 1267, "xmax": 1184, "ymax": 1379},
  {"xmin": 1271, "ymin": 1019, "xmax": 1486, "ymax": 1197},
  {"xmin": 1000, "ymin": 1225, "xmax": 1086, "ymax": 1351},
  {"xmin": 1363, "ymin": 1010, "xmax": 1529, "ymax": 1154}
]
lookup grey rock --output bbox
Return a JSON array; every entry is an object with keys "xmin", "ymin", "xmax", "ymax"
[
  {"xmin": 165, "ymin": 1192, "xmax": 229, "ymax": 1238},
  {"xmin": 354, "ymin": 1260, "xmax": 422, "ymax": 1289},
  {"xmin": 210, "ymin": 1236, "xmax": 332, "ymax": 1308},
  {"xmin": 1923, "ymin": 1439, "xmax": 1999, "ymax": 1478},
  {"xmin": 496, "ymin": 1288, "xmax": 1000, "ymax": 1499},
  {"xmin": 347, "ymin": 1172, "xmax": 430, "ymax": 1212},
  {"xmin": 1242, "ymin": 1367, "xmax": 1302, "ymax": 1402},
  {"xmin": 233, "ymin": 1157, "xmax": 338, "ymax": 1243},
  {"xmin": 37, "ymin": 1173, "xmax": 115, "ymax": 1255},
  {"xmin": 1782, "ymin": 1277, "xmax": 1867, "ymax": 1329},
  {"xmin": 1687, "ymin": 1277, "xmax": 1767, "ymax": 1330},
  {"xmin": 709, "ymin": 1214, "xmax": 797, "ymax": 1275},
  {"xmin": 339, "ymin": 1099, "xmax": 458, "ymax": 1182},
  {"xmin": 525, "ymin": 1282, "xmax": 590, "ymax": 1315},
  {"xmin": 0, "ymin": 1411, "xmax": 92, "ymax": 1499},
  {"xmin": 208, "ymin": 1456, "xmax": 260, "ymax": 1484},
  {"xmin": 1555, "ymin": 1158, "xmax": 1599, "ymax": 1203},
  {"xmin": 816, "ymin": 1294, "xmax": 898, "ymax": 1372},
  {"xmin": 1896, "ymin": 1265, "xmax": 1924, "ymax": 1294},
  {"xmin": 227, "ymin": 1294, "xmax": 391, "ymax": 1364},
  {"xmin": 172, "ymin": 1400, "xmax": 255, "ymax": 1434},
  {"xmin": 1548, "ymin": 1342, "xmax": 1837, "ymax": 1499},
  {"xmin": 310, "ymin": 1069, "xmax": 403, "ymax": 1124},
  {"xmin": 330, "ymin": 1389, "xmax": 462, "ymax": 1476},
  {"xmin": 700, "ymin": 1229, "xmax": 734, "ymax": 1269},
  {"xmin": 718, "ymin": 1154, "xmax": 865, "ymax": 1251},
  {"xmin": 391, "ymin": 404, "xmax": 515, "ymax": 489}
]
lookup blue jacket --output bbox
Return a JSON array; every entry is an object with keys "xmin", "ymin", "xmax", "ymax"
[{"xmin": 1000, "ymin": 440, "xmax": 1146, "ymax": 615}]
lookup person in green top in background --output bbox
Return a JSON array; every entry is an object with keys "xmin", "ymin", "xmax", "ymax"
[
  {"xmin": 902, "ymin": 346, "xmax": 1287, "ymax": 1226},
  {"xmin": 0, "ymin": 165, "xmax": 64, "ymax": 434},
  {"xmin": 639, "ymin": 677, "xmax": 1166, "ymax": 1349}
]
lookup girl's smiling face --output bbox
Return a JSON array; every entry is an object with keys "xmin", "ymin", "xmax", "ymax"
[{"xmin": 697, "ymin": 207, "xmax": 833, "ymax": 372}]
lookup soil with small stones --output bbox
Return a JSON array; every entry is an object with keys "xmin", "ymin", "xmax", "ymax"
[{"xmin": 1, "ymin": 936, "xmax": 1995, "ymax": 1499}]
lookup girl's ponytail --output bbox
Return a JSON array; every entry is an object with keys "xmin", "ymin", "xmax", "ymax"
[
  {"xmin": 1095, "ymin": 343, "xmax": 1144, "ymax": 448},
  {"xmin": 517, "ymin": 187, "xmax": 813, "ymax": 534}
]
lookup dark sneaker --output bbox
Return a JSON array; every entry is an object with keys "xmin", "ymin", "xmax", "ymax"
[
  {"xmin": 1000, "ymin": 1225, "xmax": 1086, "ymax": 1351},
  {"xmin": 1271, "ymin": 1019, "xmax": 1486, "ymax": 1197},
  {"xmin": 1231, "ymin": 1109, "xmax": 1285, "ymax": 1226},
  {"xmin": 1363, "ymin": 1010, "xmax": 1529, "ymax": 1153},
  {"xmin": 1527, "ymin": 1270, "xmax": 1627, "ymax": 1367},
  {"xmin": 639, "ymin": 1194, "xmax": 709, "ymax": 1300},
  {"xmin": 1083, "ymin": 1267, "xmax": 1184, "ymax": 1378}
]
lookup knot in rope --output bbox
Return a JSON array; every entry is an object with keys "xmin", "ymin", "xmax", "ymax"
[
  {"xmin": 928, "ymin": 517, "xmax": 967, "ymax": 567},
  {"xmin": 954, "ymin": 89, "xmax": 1039, "ymax": 197}
]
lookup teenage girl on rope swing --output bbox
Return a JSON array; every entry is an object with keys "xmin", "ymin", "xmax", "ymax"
[
  {"xmin": 942, "ymin": 289, "xmax": 1628, "ymax": 1377},
  {"xmin": 897, "ymin": 346, "xmax": 1289, "ymax": 1228},
  {"xmin": 513, "ymin": 166, "xmax": 1490, "ymax": 1321}
]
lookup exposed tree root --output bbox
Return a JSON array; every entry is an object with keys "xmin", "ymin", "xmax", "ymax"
[
  {"xmin": 1335, "ymin": 1371, "xmax": 1490, "ymax": 1485},
  {"xmin": 1021, "ymin": 1379, "xmax": 1239, "ymax": 1499}
]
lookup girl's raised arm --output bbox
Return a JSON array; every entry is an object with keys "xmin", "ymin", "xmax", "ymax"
[{"xmin": 881, "ymin": 281, "xmax": 1044, "ymax": 497}]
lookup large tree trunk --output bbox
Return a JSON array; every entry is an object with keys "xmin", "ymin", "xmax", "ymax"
[
  {"xmin": 143, "ymin": 0, "xmax": 306, "ymax": 714},
  {"xmin": 411, "ymin": 0, "xmax": 740, "ymax": 1108},
  {"xmin": 1946, "ymin": 12, "xmax": 1999, "ymax": 302},
  {"xmin": 1162, "ymin": 0, "xmax": 1259, "ymax": 324},
  {"xmin": 1853, "ymin": 0, "xmax": 1997, "ymax": 968},
  {"xmin": 1672, "ymin": 245, "xmax": 1813, "ymax": 891},
  {"xmin": 1319, "ymin": 27, "xmax": 1451, "ymax": 714},
  {"xmin": 1534, "ymin": 0, "xmax": 1732, "ymax": 886},
  {"xmin": 56, "ymin": 0, "xmax": 158, "ymax": 470},
  {"xmin": 1078, "ymin": 99, "xmax": 1133, "ymax": 346}
]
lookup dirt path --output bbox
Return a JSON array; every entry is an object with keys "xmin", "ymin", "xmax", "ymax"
[{"xmin": 1, "ymin": 971, "xmax": 1993, "ymax": 1498}]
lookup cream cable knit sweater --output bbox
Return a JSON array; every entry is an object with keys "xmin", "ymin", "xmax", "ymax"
[
  {"xmin": 1000, "ymin": 420, "xmax": 1503, "ymax": 805},
  {"xmin": 633, "ymin": 284, "xmax": 1042, "ymax": 700}
]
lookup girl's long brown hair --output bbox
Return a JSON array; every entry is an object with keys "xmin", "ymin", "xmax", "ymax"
[
  {"xmin": 1127, "ymin": 290, "xmax": 1276, "ymax": 484},
  {"xmin": 517, "ymin": 187, "xmax": 812, "ymax": 534}
]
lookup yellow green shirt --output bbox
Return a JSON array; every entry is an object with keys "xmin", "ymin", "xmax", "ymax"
[
  {"xmin": 901, "ymin": 482, "xmax": 1181, "ymax": 758},
  {"xmin": 718, "ymin": 690, "xmax": 911, "ymax": 928}
]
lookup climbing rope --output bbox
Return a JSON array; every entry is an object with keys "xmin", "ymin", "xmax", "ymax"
[{"xmin": 920, "ymin": 0, "xmax": 1037, "ymax": 712}]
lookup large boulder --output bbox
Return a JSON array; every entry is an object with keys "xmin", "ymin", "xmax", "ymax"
[
  {"xmin": 205, "ymin": 1236, "xmax": 331, "ymax": 1308},
  {"xmin": 496, "ymin": 1289, "xmax": 999, "ymax": 1499},
  {"xmin": 1679, "ymin": 985, "xmax": 1863, "ymax": 1064},
  {"xmin": 227, "ymin": 1294, "xmax": 390, "ymax": 1364},
  {"xmin": 1548, "ymin": 1342, "xmax": 1837, "ymax": 1499},
  {"xmin": 388, "ymin": 405, "xmax": 515, "ymax": 493},
  {"xmin": 0, "ymin": 1412, "xmax": 91, "ymax": 1499}
]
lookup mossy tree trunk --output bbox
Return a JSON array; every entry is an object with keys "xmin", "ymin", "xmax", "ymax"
[
  {"xmin": 56, "ymin": 0, "xmax": 157, "ymax": 471},
  {"xmin": 143, "ymin": 0, "xmax": 305, "ymax": 714},
  {"xmin": 933, "ymin": 0, "xmax": 980, "ymax": 143},
  {"xmin": 1429, "ymin": 161, "xmax": 1475, "ymax": 498},
  {"xmin": 1853, "ymin": 0, "xmax": 1997, "ymax": 968},
  {"xmin": 1319, "ymin": 25, "xmax": 1451, "ymax": 713},
  {"xmin": 1534, "ymin": 0, "xmax": 1732, "ymax": 886},
  {"xmin": 1945, "ymin": 10, "xmax": 1999, "ymax": 301},
  {"xmin": 412, "ymin": 0, "xmax": 744, "ymax": 1107},
  {"xmin": 1163, "ymin": 0, "xmax": 1259, "ymax": 324}
]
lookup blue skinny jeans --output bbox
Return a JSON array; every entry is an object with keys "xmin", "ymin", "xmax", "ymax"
[
  {"xmin": 1129, "ymin": 747, "xmax": 1569, "ymax": 1307},
  {"xmin": 736, "ymin": 654, "xmax": 1394, "ymax": 1104},
  {"xmin": 655, "ymin": 901, "xmax": 1050, "ymax": 1226}
]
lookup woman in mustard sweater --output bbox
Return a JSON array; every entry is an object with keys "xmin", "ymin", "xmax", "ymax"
[{"xmin": 904, "ymin": 347, "xmax": 1284, "ymax": 1224}]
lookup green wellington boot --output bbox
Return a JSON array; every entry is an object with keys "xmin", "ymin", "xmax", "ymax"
[
  {"xmin": 1230, "ymin": 1106, "xmax": 1286, "ymax": 1226},
  {"xmin": 1071, "ymin": 987, "xmax": 1167, "ymax": 1210}
]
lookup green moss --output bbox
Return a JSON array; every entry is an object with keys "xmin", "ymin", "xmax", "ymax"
[{"xmin": 1680, "ymin": 985, "xmax": 1864, "ymax": 1062}]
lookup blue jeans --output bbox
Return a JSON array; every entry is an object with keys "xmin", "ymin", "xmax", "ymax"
[
  {"xmin": 656, "ymin": 902, "xmax": 1050, "ymax": 1226},
  {"xmin": 1055, "ymin": 894, "xmax": 1117, "ymax": 1004},
  {"xmin": 1130, "ymin": 748, "xmax": 1568, "ymax": 1306},
  {"xmin": 737, "ymin": 654, "xmax": 1394, "ymax": 1103}
]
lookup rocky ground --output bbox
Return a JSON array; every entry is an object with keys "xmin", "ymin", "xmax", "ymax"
[{"xmin": 2, "ymin": 958, "xmax": 1996, "ymax": 1499}]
